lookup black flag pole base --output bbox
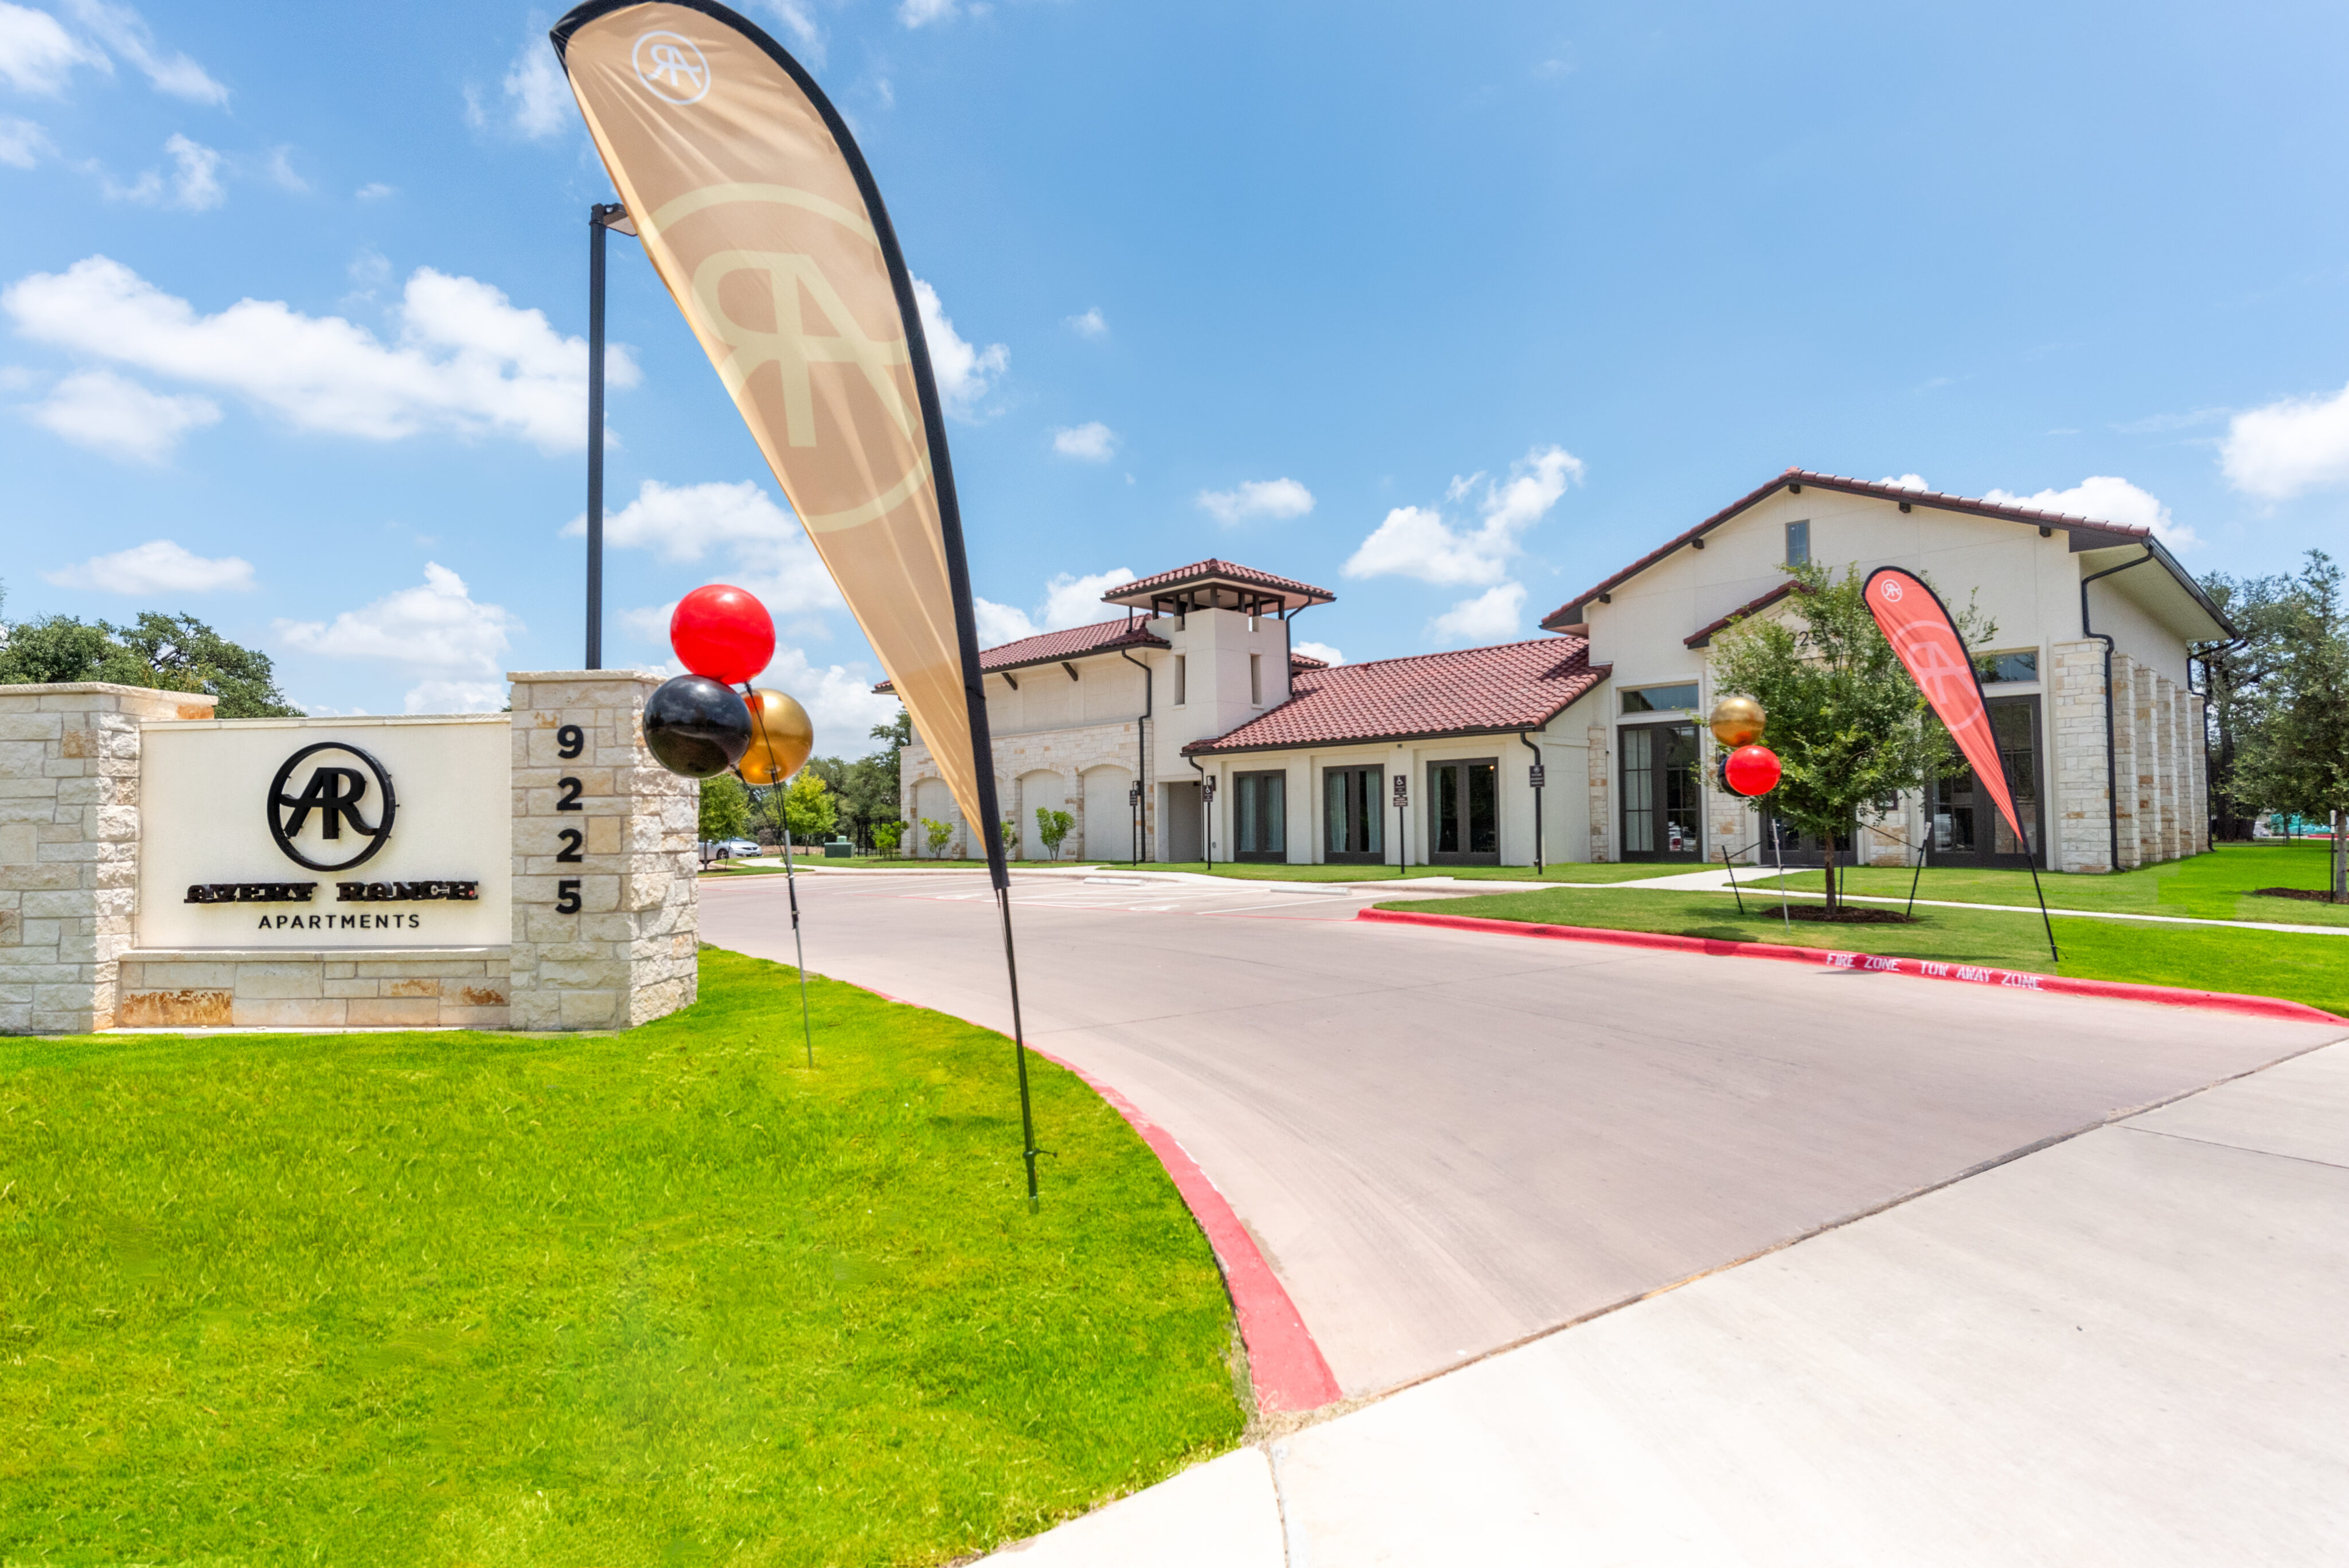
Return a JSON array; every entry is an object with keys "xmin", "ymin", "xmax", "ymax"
[
  {"xmin": 783, "ymin": 825, "xmax": 814, "ymax": 1069},
  {"xmin": 995, "ymin": 884, "xmax": 1042, "ymax": 1211}
]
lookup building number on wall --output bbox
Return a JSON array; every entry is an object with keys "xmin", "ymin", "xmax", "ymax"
[{"xmin": 556, "ymin": 722, "xmax": 586, "ymax": 912}]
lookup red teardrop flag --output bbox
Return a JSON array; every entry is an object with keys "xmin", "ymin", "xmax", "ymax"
[{"xmin": 1862, "ymin": 567, "xmax": 2026, "ymax": 849}]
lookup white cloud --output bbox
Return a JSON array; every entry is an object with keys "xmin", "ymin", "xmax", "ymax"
[
  {"xmin": 60, "ymin": 0, "xmax": 225, "ymax": 104},
  {"xmin": 1040, "ymin": 567, "xmax": 1134, "ymax": 629},
  {"xmin": 22, "ymin": 368, "xmax": 218, "ymax": 461},
  {"xmin": 971, "ymin": 597, "xmax": 1036, "ymax": 646},
  {"xmin": 4, "ymin": 255, "xmax": 633, "ymax": 451},
  {"xmin": 355, "ymin": 181, "xmax": 395, "ymax": 201},
  {"xmin": 1066, "ymin": 307, "xmax": 1107, "ymax": 339},
  {"xmin": 265, "ymin": 146, "xmax": 305, "ymax": 192},
  {"xmin": 1427, "ymin": 582, "xmax": 1527, "ymax": 644},
  {"xmin": 43, "ymin": 536, "xmax": 252, "ymax": 594},
  {"xmin": 1983, "ymin": 474, "xmax": 2199, "ymax": 551},
  {"xmin": 911, "ymin": 276, "xmax": 1006, "ymax": 418},
  {"xmin": 404, "ymin": 680, "xmax": 506, "ymax": 715},
  {"xmin": 1878, "ymin": 473, "xmax": 1928, "ymax": 490},
  {"xmin": 900, "ymin": 0, "xmax": 957, "ymax": 26},
  {"xmin": 501, "ymin": 39, "xmax": 570, "ymax": 141},
  {"xmin": 758, "ymin": 0, "xmax": 824, "ymax": 62},
  {"xmin": 276, "ymin": 562, "xmax": 520, "ymax": 675},
  {"xmin": 0, "ymin": 115, "xmax": 53, "ymax": 167},
  {"xmin": 1345, "ymin": 444, "xmax": 1580, "ymax": 584},
  {"xmin": 2221, "ymin": 383, "xmax": 2349, "ymax": 501},
  {"xmin": 1052, "ymin": 420, "xmax": 1117, "ymax": 461},
  {"xmin": 760, "ymin": 642, "xmax": 904, "ymax": 740},
  {"xmin": 161, "ymin": 132, "xmax": 220, "ymax": 208},
  {"xmin": 1199, "ymin": 476, "xmax": 1314, "ymax": 525},
  {"xmin": 1291, "ymin": 639, "xmax": 1343, "ymax": 665},
  {"xmin": 969, "ymin": 567, "xmax": 1137, "ymax": 648},
  {"xmin": 578, "ymin": 478, "xmax": 848, "ymax": 623},
  {"xmin": 0, "ymin": 2, "xmax": 106, "ymax": 95}
]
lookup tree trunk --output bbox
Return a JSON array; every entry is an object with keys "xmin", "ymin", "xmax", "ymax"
[
  {"xmin": 1823, "ymin": 842, "xmax": 1839, "ymax": 915},
  {"xmin": 2335, "ymin": 810, "xmax": 2347, "ymax": 904}
]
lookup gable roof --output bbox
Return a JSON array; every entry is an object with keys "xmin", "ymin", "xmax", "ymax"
[
  {"xmin": 1684, "ymin": 581, "xmax": 1809, "ymax": 648},
  {"xmin": 872, "ymin": 616, "xmax": 1165, "ymax": 693},
  {"xmin": 1538, "ymin": 469, "xmax": 2194, "ymax": 633},
  {"xmin": 1185, "ymin": 637, "xmax": 1607, "ymax": 756},
  {"xmin": 1102, "ymin": 559, "xmax": 1335, "ymax": 615}
]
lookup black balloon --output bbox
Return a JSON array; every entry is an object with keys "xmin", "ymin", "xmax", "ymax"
[{"xmin": 644, "ymin": 674, "xmax": 753, "ymax": 778}]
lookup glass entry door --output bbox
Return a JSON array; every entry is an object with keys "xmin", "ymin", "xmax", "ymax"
[
  {"xmin": 1929, "ymin": 696, "xmax": 2043, "ymax": 868},
  {"xmin": 1233, "ymin": 770, "xmax": 1287, "ymax": 862},
  {"xmin": 1323, "ymin": 766, "xmax": 1384, "ymax": 864},
  {"xmin": 1621, "ymin": 723, "xmax": 1702, "ymax": 861},
  {"xmin": 1427, "ymin": 759, "xmax": 1499, "ymax": 865}
]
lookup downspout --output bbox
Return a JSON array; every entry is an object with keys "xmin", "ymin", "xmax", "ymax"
[
  {"xmin": 2079, "ymin": 545, "xmax": 2156, "ymax": 873},
  {"xmin": 1518, "ymin": 730, "xmax": 1544, "ymax": 873},
  {"xmin": 1188, "ymin": 753, "xmax": 1212, "ymax": 869},
  {"xmin": 1119, "ymin": 646, "xmax": 1153, "ymax": 863}
]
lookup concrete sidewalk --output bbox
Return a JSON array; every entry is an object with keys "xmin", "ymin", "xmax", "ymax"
[{"xmin": 978, "ymin": 1041, "xmax": 2349, "ymax": 1566}]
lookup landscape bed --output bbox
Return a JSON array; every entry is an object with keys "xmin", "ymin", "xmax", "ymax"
[
  {"xmin": 1376, "ymin": 881, "xmax": 2349, "ymax": 1019},
  {"xmin": 0, "ymin": 949, "xmax": 1243, "ymax": 1566}
]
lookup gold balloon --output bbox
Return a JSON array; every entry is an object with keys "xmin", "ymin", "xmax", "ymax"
[
  {"xmin": 737, "ymin": 688, "xmax": 814, "ymax": 786},
  {"xmin": 1708, "ymin": 695, "xmax": 1765, "ymax": 747}
]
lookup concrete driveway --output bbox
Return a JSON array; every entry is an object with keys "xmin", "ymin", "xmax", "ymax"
[{"xmin": 699, "ymin": 869, "xmax": 2346, "ymax": 1398}]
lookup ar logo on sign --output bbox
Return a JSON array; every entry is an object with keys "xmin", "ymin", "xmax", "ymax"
[
  {"xmin": 633, "ymin": 30, "xmax": 710, "ymax": 104},
  {"xmin": 268, "ymin": 742, "xmax": 398, "ymax": 873}
]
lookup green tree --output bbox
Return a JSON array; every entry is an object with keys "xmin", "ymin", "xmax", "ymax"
[
  {"xmin": 1710, "ymin": 560, "xmax": 1992, "ymax": 912},
  {"xmin": 699, "ymin": 774, "xmax": 751, "ymax": 842},
  {"xmin": 781, "ymin": 770, "xmax": 837, "ymax": 840},
  {"xmin": 0, "ymin": 603, "xmax": 301, "ymax": 717},
  {"xmin": 806, "ymin": 752, "xmax": 899, "ymax": 846},
  {"xmin": 869, "ymin": 820, "xmax": 904, "ymax": 855},
  {"xmin": 2234, "ymin": 551, "xmax": 2349, "ymax": 900},
  {"xmin": 1035, "ymin": 806, "xmax": 1074, "ymax": 861},
  {"xmin": 922, "ymin": 817, "xmax": 955, "ymax": 858},
  {"xmin": 2195, "ymin": 571, "xmax": 2300, "ymax": 840}
]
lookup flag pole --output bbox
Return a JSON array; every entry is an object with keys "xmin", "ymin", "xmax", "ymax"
[
  {"xmin": 781, "ymin": 814, "xmax": 814, "ymax": 1067},
  {"xmin": 584, "ymin": 202, "xmax": 608, "ymax": 669}
]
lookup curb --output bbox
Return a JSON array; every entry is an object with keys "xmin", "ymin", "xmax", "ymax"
[
  {"xmin": 1027, "ymin": 1044, "xmax": 1346, "ymax": 1414},
  {"xmin": 1355, "ymin": 908, "xmax": 2347, "ymax": 1026}
]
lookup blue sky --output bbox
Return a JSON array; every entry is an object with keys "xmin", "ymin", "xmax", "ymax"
[{"xmin": 4, "ymin": 0, "xmax": 2348, "ymax": 740}]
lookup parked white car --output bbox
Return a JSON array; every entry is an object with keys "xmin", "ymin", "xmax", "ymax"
[{"xmin": 702, "ymin": 838, "xmax": 762, "ymax": 860}]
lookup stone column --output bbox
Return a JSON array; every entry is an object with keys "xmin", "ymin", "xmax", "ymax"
[
  {"xmin": 507, "ymin": 671, "xmax": 698, "ymax": 1031},
  {"xmin": 2149, "ymin": 670, "xmax": 2178, "ymax": 862},
  {"xmin": 0, "ymin": 682, "xmax": 214, "ymax": 1034},
  {"xmin": 2108, "ymin": 653, "xmax": 2139, "ymax": 869},
  {"xmin": 2049, "ymin": 639, "xmax": 2112, "ymax": 873},
  {"xmin": 2187, "ymin": 690, "xmax": 2211, "ymax": 854},
  {"xmin": 1586, "ymin": 723, "xmax": 1612, "ymax": 863}
]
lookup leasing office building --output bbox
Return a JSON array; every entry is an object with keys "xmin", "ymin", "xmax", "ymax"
[{"xmin": 896, "ymin": 471, "xmax": 2227, "ymax": 873}]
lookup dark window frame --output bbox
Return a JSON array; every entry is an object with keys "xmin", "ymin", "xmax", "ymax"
[
  {"xmin": 1619, "ymin": 720, "xmax": 1704, "ymax": 863},
  {"xmin": 1322, "ymin": 764, "xmax": 1386, "ymax": 864},
  {"xmin": 1232, "ymin": 768, "xmax": 1288, "ymax": 863},
  {"xmin": 1427, "ymin": 756, "xmax": 1501, "ymax": 865}
]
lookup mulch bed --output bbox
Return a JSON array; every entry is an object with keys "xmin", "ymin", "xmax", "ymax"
[
  {"xmin": 2254, "ymin": 887, "xmax": 2347, "ymax": 904},
  {"xmin": 1773, "ymin": 904, "xmax": 1921, "ymax": 925}
]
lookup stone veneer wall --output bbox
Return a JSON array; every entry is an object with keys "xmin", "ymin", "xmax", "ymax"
[
  {"xmin": 118, "ymin": 949, "xmax": 509, "ymax": 1029},
  {"xmin": 2050, "ymin": 638, "xmax": 2114, "ymax": 875},
  {"xmin": 0, "ymin": 682, "xmax": 216, "ymax": 1033},
  {"xmin": 1585, "ymin": 723, "xmax": 1612, "ymax": 862},
  {"xmin": 508, "ymin": 670, "xmax": 698, "ymax": 1031},
  {"xmin": 902, "ymin": 719, "xmax": 1150, "ymax": 861}
]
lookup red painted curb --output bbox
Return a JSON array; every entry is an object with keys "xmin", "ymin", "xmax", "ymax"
[
  {"xmin": 1027, "ymin": 1044, "xmax": 1345, "ymax": 1414},
  {"xmin": 1356, "ymin": 907, "xmax": 2347, "ymax": 1027}
]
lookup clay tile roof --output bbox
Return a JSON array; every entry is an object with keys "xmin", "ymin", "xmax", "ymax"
[
  {"xmin": 1287, "ymin": 652, "xmax": 1330, "ymax": 671},
  {"xmin": 1101, "ymin": 559, "xmax": 1334, "ymax": 610},
  {"xmin": 872, "ymin": 616, "xmax": 1165, "ymax": 693},
  {"xmin": 1538, "ymin": 468, "xmax": 2156, "ymax": 633},
  {"xmin": 1185, "ymin": 637, "xmax": 1607, "ymax": 755}
]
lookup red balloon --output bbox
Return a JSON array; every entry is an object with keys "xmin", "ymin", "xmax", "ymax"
[
  {"xmin": 670, "ymin": 584, "xmax": 774, "ymax": 687},
  {"xmin": 1724, "ymin": 744, "xmax": 1782, "ymax": 797}
]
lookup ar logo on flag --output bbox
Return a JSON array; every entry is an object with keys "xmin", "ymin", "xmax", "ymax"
[
  {"xmin": 1878, "ymin": 579, "xmax": 1905, "ymax": 603},
  {"xmin": 268, "ymin": 742, "xmax": 399, "ymax": 873},
  {"xmin": 633, "ymin": 30, "xmax": 711, "ymax": 104}
]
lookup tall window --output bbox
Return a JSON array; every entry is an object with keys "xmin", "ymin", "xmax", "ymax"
[
  {"xmin": 1234, "ymin": 771, "xmax": 1286, "ymax": 862},
  {"xmin": 1174, "ymin": 654, "xmax": 1187, "ymax": 705},
  {"xmin": 1785, "ymin": 518, "xmax": 1810, "ymax": 567},
  {"xmin": 1250, "ymin": 653, "xmax": 1262, "ymax": 705},
  {"xmin": 1323, "ymin": 766, "xmax": 1383, "ymax": 863}
]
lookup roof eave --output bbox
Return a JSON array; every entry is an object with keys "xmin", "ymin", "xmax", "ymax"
[{"xmin": 1183, "ymin": 670, "xmax": 1610, "ymax": 756}]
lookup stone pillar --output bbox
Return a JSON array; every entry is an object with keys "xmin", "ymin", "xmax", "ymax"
[
  {"xmin": 2187, "ymin": 690, "xmax": 2210, "ymax": 854},
  {"xmin": 1586, "ymin": 723, "xmax": 1612, "ymax": 862},
  {"xmin": 0, "ymin": 682, "xmax": 214, "ymax": 1034},
  {"xmin": 2049, "ymin": 639, "xmax": 2112, "ymax": 873},
  {"xmin": 2108, "ymin": 653, "xmax": 2138, "ymax": 869},
  {"xmin": 507, "ymin": 671, "xmax": 698, "ymax": 1031}
]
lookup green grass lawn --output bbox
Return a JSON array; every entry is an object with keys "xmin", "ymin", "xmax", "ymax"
[
  {"xmin": 0, "ymin": 949, "xmax": 1242, "ymax": 1566},
  {"xmin": 1082, "ymin": 861, "xmax": 1695, "ymax": 885},
  {"xmin": 1744, "ymin": 841, "xmax": 2349, "ymax": 928},
  {"xmin": 1380, "ymin": 884, "xmax": 2349, "ymax": 1019}
]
